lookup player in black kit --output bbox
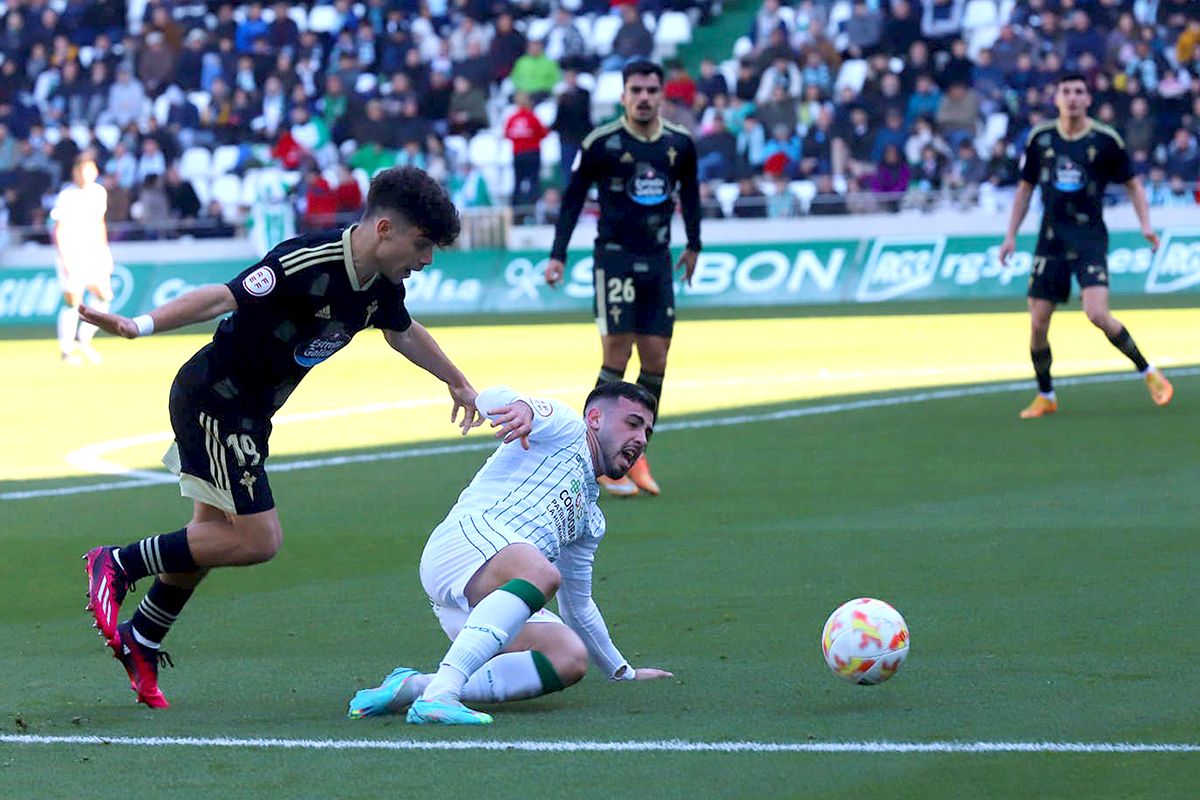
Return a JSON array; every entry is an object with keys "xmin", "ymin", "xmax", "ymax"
[
  {"xmin": 76, "ymin": 167, "xmax": 524, "ymax": 708},
  {"xmin": 999, "ymin": 73, "xmax": 1173, "ymax": 419},
  {"xmin": 544, "ymin": 60, "xmax": 701, "ymax": 498}
]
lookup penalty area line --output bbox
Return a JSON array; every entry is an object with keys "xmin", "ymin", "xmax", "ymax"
[
  {"xmin": 5, "ymin": 366, "xmax": 1198, "ymax": 503},
  {"xmin": 0, "ymin": 734, "xmax": 1197, "ymax": 754}
]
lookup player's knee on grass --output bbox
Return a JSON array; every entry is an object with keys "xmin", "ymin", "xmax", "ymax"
[
  {"xmin": 524, "ymin": 561, "xmax": 561, "ymax": 600},
  {"xmin": 548, "ymin": 634, "xmax": 589, "ymax": 687}
]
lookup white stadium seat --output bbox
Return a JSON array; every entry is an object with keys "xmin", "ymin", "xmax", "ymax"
[
  {"xmin": 827, "ymin": 0, "xmax": 853, "ymax": 32},
  {"xmin": 591, "ymin": 15, "xmax": 621, "ymax": 56},
  {"xmin": 68, "ymin": 124, "xmax": 91, "ymax": 149},
  {"xmin": 94, "ymin": 123, "xmax": 121, "ymax": 151},
  {"xmin": 715, "ymin": 182, "xmax": 739, "ymax": 217},
  {"xmin": 533, "ymin": 99, "xmax": 556, "ymax": 128},
  {"xmin": 308, "ymin": 4, "xmax": 342, "ymax": 34},
  {"xmin": 540, "ymin": 131, "xmax": 561, "ymax": 168},
  {"xmin": 210, "ymin": 145, "xmax": 241, "ymax": 177},
  {"xmin": 788, "ymin": 180, "xmax": 817, "ymax": 214},
  {"xmin": 593, "ymin": 71, "xmax": 624, "ymax": 107},
  {"xmin": 179, "ymin": 147, "xmax": 213, "ymax": 183},
  {"xmin": 287, "ymin": 6, "xmax": 309, "ymax": 31},
  {"xmin": 656, "ymin": 11, "xmax": 693, "ymax": 48},
  {"xmin": 210, "ymin": 174, "xmax": 243, "ymax": 218},
  {"xmin": 469, "ymin": 131, "xmax": 502, "ymax": 168},
  {"xmin": 191, "ymin": 177, "xmax": 211, "ymax": 206},
  {"xmin": 526, "ymin": 16, "xmax": 553, "ymax": 42},
  {"xmin": 963, "ymin": 0, "xmax": 999, "ymax": 30},
  {"xmin": 834, "ymin": 59, "xmax": 868, "ymax": 94}
]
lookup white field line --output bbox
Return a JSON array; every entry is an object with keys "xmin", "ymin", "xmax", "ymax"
[
  {"xmin": 7, "ymin": 366, "xmax": 1198, "ymax": 503},
  {"xmin": 0, "ymin": 733, "xmax": 1196, "ymax": 754}
]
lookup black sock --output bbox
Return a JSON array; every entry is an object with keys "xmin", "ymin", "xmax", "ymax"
[
  {"xmin": 1031, "ymin": 346, "xmax": 1053, "ymax": 393},
  {"xmin": 595, "ymin": 365, "xmax": 624, "ymax": 387},
  {"xmin": 116, "ymin": 529, "xmax": 196, "ymax": 582},
  {"xmin": 1106, "ymin": 326, "xmax": 1149, "ymax": 372},
  {"xmin": 637, "ymin": 370, "xmax": 664, "ymax": 417},
  {"xmin": 130, "ymin": 579, "xmax": 195, "ymax": 647}
]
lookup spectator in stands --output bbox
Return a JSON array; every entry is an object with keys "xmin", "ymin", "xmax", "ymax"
[
  {"xmin": 800, "ymin": 106, "xmax": 834, "ymax": 177},
  {"xmin": 534, "ymin": 186, "xmax": 561, "ymax": 225},
  {"xmin": 1165, "ymin": 127, "xmax": 1200, "ymax": 184},
  {"xmin": 300, "ymin": 167, "xmax": 338, "ymax": 230},
  {"xmin": 909, "ymin": 143, "xmax": 947, "ymax": 210},
  {"xmin": 833, "ymin": 105, "xmax": 875, "ymax": 178},
  {"xmin": 136, "ymin": 138, "xmax": 167, "ymax": 184},
  {"xmin": 756, "ymin": 84, "xmax": 798, "ymax": 138},
  {"xmin": 607, "ymin": 4, "xmax": 654, "ymax": 71},
  {"xmin": 665, "ymin": 62, "xmax": 698, "ymax": 109},
  {"xmin": 552, "ymin": 69, "xmax": 592, "ymax": 182},
  {"xmin": 545, "ymin": 8, "xmax": 591, "ymax": 72},
  {"xmin": 448, "ymin": 76, "xmax": 489, "ymax": 138},
  {"xmin": 762, "ymin": 124, "xmax": 802, "ymax": 177},
  {"xmin": 448, "ymin": 17, "xmax": 491, "ymax": 62},
  {"xmin": 871, "ymin": 144, "xmax": 910, "ymax": 212},
  {"xmin": 133, "ymin": 174, "xmax": 171, "ymax": 238},
  {"xmin": 489, "ymin": 12, "xmax": 526, "ymax": 83},
  {"xmin": 737, "ymin": 114, "xmax": 766, "ymax": 176},
  {"xmin": 864, "ymin": 71, "xmax": 906, "ymax": 127},
  {"xmin": 884, "ymin": 0, "xmax": 922, "ymax": 57},
  {"xmin": 870, "ymin": 109, "xmax": 909, "ymax": 165},
  {"xmin": 945, "ymin": 140, "xmax": 986, "ymax": 208},
  {"xmin": 1164, "ymin": 173, "xmax": 1197, "ymax": 207},
  {"xmin": 905, "ymin": 116, "xmax": 951, "ymax": 165},
  {"xmin": 105, "ymin": 64, "xmax": 146, "ymax": 128},
  {"xmin": 194, "ymin": 199, "xmax": 236, "ymax": 238},
  {"xmin": 355, "ymin": 99, "xmax": 396, "ymax": 149},
  {"xmin": 756, "ymin": 55, "xmax": 802, "ymax": 104},
  {"xmin": 1145, "ymin": 165, "xmax": 1171, "ymax": 206},
  {"xmin": 106, "ymin": 142, "xmax": 137, "ymax": 189},
  {"xmin": 732, "ymin": 177, "xmax": 767, "ymax": 218},
  {"xmin": 448, "ymin": 159, "xmax": 492, "ymax": 209},
  {"xmin": 138, "ymin": 31, "xmax": 176, "ymax": 97},
  {"xmin": 905, "ymin": 73, "xmax": 942, "ymax": 126},
  {"xmin": 696, "ymin": 58, "xmax": 728, "ymax": 105},
  {"xmin": 333, "ymin": 163, "xmax": 363, "ymax": 215},
  {"xmin": 510, "ymin": 39, "xmax": 560, "ymax": 104},
  {"xmin": 505, "ymin": 92, "xmax": 547, "ymax": 214},
  {"xmin": 698, "ymin": 182, "xmax": 724, "ymax": 219},
  {"xmin": 991, "ymin": 24, "xmax": 1029, "ymax": 76},
  {"xmin": 1064, "ymin": 10, "xmax": 1106, "ymax": 68},
  {"xmin": 844, "ymin": 0, "xmax": 883, "ymax": 60},
  {"xmin": 810, "ymin": 174, "xmax": 848, "ymax": 215},
  {"xmin": 922, "ymin": 0, "xmax": 966, "ymax": 52},
  {"xmin": 985, "ymin": 139, "xmax": 1019, "ymax": 188},
  {"xmin": 751, "ymin": 0, "xmax": 788, "ymax": 51},
  {"xmin": 936, "ymin": 82, "xmax": 981, "ymax": 149},
  {"xmin": 697, "ymin": 113, "xmax": 738, "ymax": 182},
  {"xmin": 395, "ymin": 97, "xmax": 433, "ymax": 151},
  {"xmin": 164, "ymin": 165, "xmax": 201, "ymax": 223},
  {"xmin": 734, "ymin": 59, "xmax": 758, "ymax": 102},
  {"xmin": 1123, "ymin": 96, "xmax": 1155, "ymax": 156},
  {"xmin": 767, "ymin": 175, "xmax": 799, "ymax": 217}
]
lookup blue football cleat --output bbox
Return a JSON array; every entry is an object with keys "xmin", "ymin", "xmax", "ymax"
[
  {"xmin": 406, "ymin": 695, "xmax": 493, "ymax": 725},
  {"xmin": 348, "ymin": 667, "xmax": 422, "ymax": 719}
]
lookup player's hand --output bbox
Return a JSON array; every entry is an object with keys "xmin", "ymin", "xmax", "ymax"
[
  {"xmin": 632, "ymin": 668, "xmax": 674, "ymax": 680},
  {"xmin": 487, "ymin": 400, "xmax": 533, "ymax": 449},
  {"xmin": 545, "ymin": 258, "xmax": 565, "ymax": 287},
  {"xmin": 1142, "ymin": 228, "xmax": 1160, "ymax": 251},
  {"xmin": 447, "ymin": 381, "xmax": 483, "ymax": 435},
  {"xmin": 997, "ymin": 236, "xmax": 1016, "ymax": 266},
  {"xmin": 78, "ymin": 304, "xmax": 138, "ymax": 338},
  {"xmin": 675, "ymin": 249, "xmax": 699, "ymax": 286}
]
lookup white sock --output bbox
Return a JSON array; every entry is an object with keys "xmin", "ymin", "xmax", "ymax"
[
  {"xmin": 1039, "ymin": 391, "xmax": 1056, "ymax": 401},
  {"xmin": 1141, "ymin": 365, "xmax": 1156, "ymax": 375},
  {"xmin": 77, "ymin": 298, "xmax": 109, "ymax": 345},
  {"xmin": 460, "ymin": 651, "xmax": 551, "ymax": 704},
  {"xmin": 57, "ymin": 306, "xmax": 79, "ymax": 355},
  {"xmin": 421, "ymin": 587, "xmax": 539, "ymax": 701}
]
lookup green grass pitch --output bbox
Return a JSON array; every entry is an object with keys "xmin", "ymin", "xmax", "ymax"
[{"xmin": 1, "ymin": 305, "xmax": 1198, "ymax": 798}]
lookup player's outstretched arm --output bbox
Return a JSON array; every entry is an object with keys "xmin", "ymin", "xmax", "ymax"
[
  {"xmin": 78, "ymin": 284, "xmax": 237, "ymax": 338},
  {"xmin": 383, "ymin": 322, "xmax": 482, "ymax": 434},
  {"xmin": 998, "ymin": 180, "xmax": 1034, "ymax": 265},
  {"xmin": 1124, "ymin": 177, "xmax": 1160, "ymax": 251}
]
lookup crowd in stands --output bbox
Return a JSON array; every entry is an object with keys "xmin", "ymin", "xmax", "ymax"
[{"xmin": 1, "ymin": 0, "xmax": 1199, "ymax": 242}]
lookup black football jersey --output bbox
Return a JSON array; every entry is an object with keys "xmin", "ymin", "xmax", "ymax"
[
  {"xmin": 179, "ymin": 226, "xmax": 412, "ymax": 417},
  {"xmin": 551, "ymin": 116, "xmax": 702, "ymax": 259},
  {"xmin": 1019, "ymin": 119, "xmax": 1133, "ymax": 248}
]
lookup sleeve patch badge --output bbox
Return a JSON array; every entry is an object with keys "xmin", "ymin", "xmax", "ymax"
[
  {"xmin": 243, "ymin": 266, "xmax": 276, "ymax": 297},
  {"xmin": 530, "ymin": 398, "xmax": 554, "ymax": 417}
]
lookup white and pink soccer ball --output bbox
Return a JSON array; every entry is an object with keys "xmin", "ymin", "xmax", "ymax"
[{"xmin": 821, "ymin": 597, "xmax": 910, "ymax": 685}]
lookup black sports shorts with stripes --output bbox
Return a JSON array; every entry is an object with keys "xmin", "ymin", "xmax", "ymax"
[
  {"xmin": 162, "ymin": 368, "xmax": 275, "ymax": 516},
  {"xmin": 592, "ymin": 245, "xmax": 675, "ymax": 337}
]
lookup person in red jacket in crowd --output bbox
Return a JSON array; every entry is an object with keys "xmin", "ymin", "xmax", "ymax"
[
  {"xmin": 333, "ymin": 164, "xmax": 364, "ymax": 214},
  {"xmin": 504, "ymin": 92, "xmax": 548, "ymax": 216},
  {"xmin": 664, "ymin": 62, "xmax": 697, "ymax": 109},
  {"xmin": 302, "ymin": 168, "xmax": 338, "ymax": 230}
]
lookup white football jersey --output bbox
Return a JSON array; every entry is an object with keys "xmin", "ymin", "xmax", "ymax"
[
  {"xmin": 438, "ymin": 385, "xmax": 605, "ymax": 563},
  {"xmin": 52, "ymin": 182, "xmax": 109, "ymax": 264}
]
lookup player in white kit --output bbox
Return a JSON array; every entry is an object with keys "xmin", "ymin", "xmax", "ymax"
[
  {"xmin": 348, "ymin": 381, "xmax": 673, "ymax": 725},
  {"xmin": 53, "ymin": 153, "xmax": 115, "ymax": 364}
]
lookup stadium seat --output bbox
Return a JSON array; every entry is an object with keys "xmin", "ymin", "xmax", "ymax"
[
  {"xmin": 210, "ymin": 174, "xmax": 243, "ymax": 217},
  {"xmin": 969, "ymin": 25, "xmax": 1002, "ymax": 58},
  {"xmin": 835, "ymin": 59, "xmax": 869, "ymax": 94},
  {"xmin": 789, "ymin": 180, "xmax": 817, "ymax": 213},
  {"xmin": 999, "ymin": 0, "xmax": 1017, "ymax": 20},
  {"xmin": 593, "ymin": 71, "xmax": 624, "ymax": 109},
  {"xmin": 308, "ymin": 4, "xmax": 342, "ymax": 34},
  {"xmin": 777, "ymin": 6, "xmax": 797, "ymax": 33},
  {"xmin": 94, "ymin": 123, "xmax": 121, "ymax": 151},
  {"xmin": 575, "ymin": 71, "xmax": 597, "ymax": 93},
  {"xmin": 827, "ymin": 0, "xmax": 853, "ymax": 32},
  {"xmin": 179, "ymin": 147, "xmax": 213, "ymax": 183},
  {"xmin": 44, "ymin": 126, "xmax": 62, "ymax": 145},
  {"xmin": 469, "ymin": 131, "xmax": 502, "ymax": 169},
  {"xmin": 963, "ymin": 0, "xmax": 999, "ymax": 30},
  {"xmin": 152, "ymin": 93, "xmax": 172, "ymax": 125},
  {"xmin": 715, "ymin": 182, "xmax": 739, "ymax": 217},
  {"xmin": 642, "ymin": 12, "xmax": 657, "ymax": 33},
  {"xmin": 533, "ymin": 99, "xmax": 557, "ymax": 128},
  {"xmin": 655, "ymin": 11, "xmax": 692, "ymax": 58},
  {"xmin": 77, "ymin": 45, "xmax": 95, "ymax": 67},
  {"xmin": 981, "ymin": 112, "xmax": 1009, "ymax": 149},
  {"xmin": 572, "ymin": 15, "xmax": 592, "ymax": 42},
  {"xmin": 187, "ymin": 91, "xmax": 211, "ymax": 115},
  {"xmin": 68, "ymin": 124, "xmax": 91, "ymax": 149},
  {"xmin": 211, "ymin": 145, "xmax": 241, "ymax": 177},
  {"xmin": 443, "ymin": 135, "xmax": 469, "ymax": 169},
  {"xmin": 719, "ymin": 59, "xmax": 739, "ymax": 94},
  {"xmin": 127, "ymin": 0, "xmax": 149, "ymax": 33},
  {"xmin": 241, "ymin": 169, "xmax": 266, "ymax": 205},
  {"xmin": 526, "ymin": 16, "xmax": 553, "ymax": 42},
  {"xmin": 592, "ymin": 15, "xmax": 621, "ymax": 56},
  {"xmin": 732, "ymin": 36, "xmax": 753, "ymax": 59},
  {"xmin": 191, "ymin": 177, "xmax": 211, "ymax": 207},
  {"xmin": 355, "ymin": 73, "xmax": 378, "ymax": 94},
  {"xmin": 351, "ymin": 167, "xmax": 369, "ymax": 198},
  {"xmin": 540, "ymin": 131, "xmax": 561, "ymax": 169},
  {"xmin": 287, "ymin": 6, "xmax": 309, "ymax": 31}
]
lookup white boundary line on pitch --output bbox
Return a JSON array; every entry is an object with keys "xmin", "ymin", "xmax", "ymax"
[
  {"xmin": 5, "ymin": 366, "xmax": 1198, "ymax": 503},
  {"xmin": 0, "ymin": 734, "xmax": 1197, "ymax": 754}
]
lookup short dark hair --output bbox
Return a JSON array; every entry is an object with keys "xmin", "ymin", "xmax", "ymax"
[
  {"xmin": 1057, "ymin": 72, "xmax": 1090, "ymax": 89},
  {"xmin": 585, "ymin": 381, "xmax": 657, "ymax": 418},
  {"xmin": 364, "ymin": 166, "xmax": 461, "ymax": 247},
  {"xmin": 622, "ymin": 60, "xmax": 664, "ymax": 86}
]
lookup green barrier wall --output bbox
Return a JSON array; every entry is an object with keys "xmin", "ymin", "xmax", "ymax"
[{"xmin": 2, "ymin": 229, "xmax": 1197, "ymax": 324}]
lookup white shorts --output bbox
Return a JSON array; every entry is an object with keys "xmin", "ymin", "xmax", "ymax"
[
  {"xmin": 418, "ymin": 515, "xmax": 532, "ymax": 611},
  {"xmin": 56, "ymin": 251, "xmax": 113, "ymax": 296}
]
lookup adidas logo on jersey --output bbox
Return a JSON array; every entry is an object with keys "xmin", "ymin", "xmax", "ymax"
[{"xmin": 315, "ymin": 305, "xmax": 331, "ymax": 319}]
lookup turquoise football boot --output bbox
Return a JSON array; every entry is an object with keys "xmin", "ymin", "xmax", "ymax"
[
  {"xmin": 406, "ymin": 695, "xmax": 493, "ymax": 725},
  {"xmin": 348, "ymin": 667, "xmax": 422, "ymax": 719}
]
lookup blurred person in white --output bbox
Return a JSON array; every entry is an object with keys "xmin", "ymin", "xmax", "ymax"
[{"xmin": 53, "ymin": 153, "xmax": 114, "ymax": 364}]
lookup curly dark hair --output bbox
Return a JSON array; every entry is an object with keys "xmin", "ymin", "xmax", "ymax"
[
  {"xmin": 584, "ymin": 380, "xmax": 657, "ymax": 419},
  {"xmin": 364, "ymin": 166, "xmax": 461, "ymax": 247}
]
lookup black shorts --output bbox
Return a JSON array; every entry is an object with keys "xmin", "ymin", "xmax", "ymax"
[
  {"xmin": 162, "ymin": 377, "xmax": 275, "ymax": 516},
  {"xmin": 592, "ymin": 245, "xmax": 675, "ymax": 337},
  {"xmin": 1028, "ymin": 240, "xmax": 1109, "ymax": 304}
]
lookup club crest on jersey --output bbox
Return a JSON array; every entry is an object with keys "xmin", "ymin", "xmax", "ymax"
[
  {"xmin": 294, "ymin": 331, "xmax": 351, "ymax": 367},
  {"xmin": 530, "ymin": 398, "xmax": 554, "ymax": 417},
  {"xmin": 243, "ymin": 266, "xmax": 276, "ymax": 297}
]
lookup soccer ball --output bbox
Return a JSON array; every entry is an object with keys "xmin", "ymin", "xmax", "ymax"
[{"xmin": 820, "ymin": 597, "xmax": 910, "ymax": 685}]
